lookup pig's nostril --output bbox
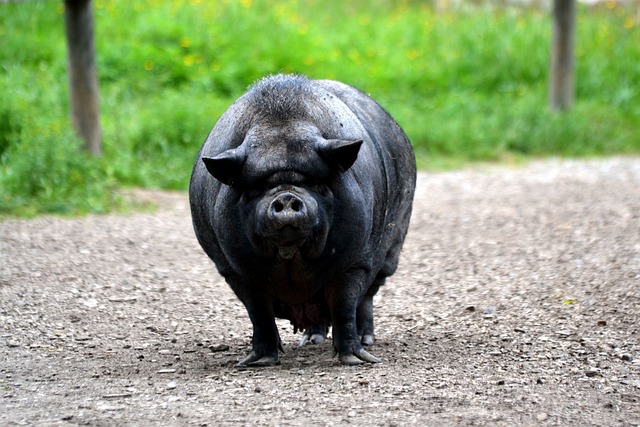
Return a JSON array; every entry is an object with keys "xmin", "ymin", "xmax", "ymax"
[
  {"xmin": 290, "ymin": 199, "xmax": 303, "ymax": 212},
  {"xmin": 273, "ymin": 200, "xmax": 285, "ymax": 213}
]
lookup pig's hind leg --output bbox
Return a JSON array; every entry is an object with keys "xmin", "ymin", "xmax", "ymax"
[
  {"xmin": 356, "ymin": 276, "xmax": 384, "ymax": 347},
  {"xmin": 299, "ymin": 325, "xmax": 328, "ymax": 346}
]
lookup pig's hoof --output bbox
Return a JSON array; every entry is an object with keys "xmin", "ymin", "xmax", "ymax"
[
  {"xmin": 299, "ymin": 326, "xmax": 328, "ymax": 346},
  {"xmin": 236, "ymin": 351, "xmax": 279, "ymax": 367},
  {"xmin": 338, "ymin": 348, "xmax": 381, "ymax": 365},
  {"xmin": 299, "ymin": 331, "xmax": 326, "ymax": 346},
  {"xmin": 361, "ymin": 334, "xmax": 375, "ymax": 347}
]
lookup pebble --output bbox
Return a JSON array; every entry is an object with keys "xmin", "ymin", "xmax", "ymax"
[
  {"xmin": 108, "ymin": 296, "xmax": 138, "ymax": 303},
  {"xmin": 97, "ymin": 404, "xmax": 123, "ymax": 412},
  {"xmin": 7, "ymin": 340, "xmax": 21, "ymax": 348},
  {"xmin": 537, "ymin": 412, "xmax": 548, "ymax": 421},
  {"xmin": 482, "ymin": 306, "xmax": 497, "ymax": 318},
  {"xmin": 103, "ymin": 393, "xmax": 132, "ymax": 399},
  {"xmin": 166, "ymin": 381, "xmax": 178, "ymax": 390},
  {"xmin": 585, "ymin": 368, "xmax": 600, "ymax": 377}
]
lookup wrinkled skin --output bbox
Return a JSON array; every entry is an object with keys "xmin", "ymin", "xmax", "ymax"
[{"xmin": 189, "ymin": 74, "xmax": 416, "ymax": 366}]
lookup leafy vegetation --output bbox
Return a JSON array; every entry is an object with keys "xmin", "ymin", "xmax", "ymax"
[{"xmin": 1, "ymin": 0, "xmax": 638, "ymax": 216}]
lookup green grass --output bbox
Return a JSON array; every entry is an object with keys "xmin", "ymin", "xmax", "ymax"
[{"xmin": 1, "ymin": 0, "xmax": 639, "ymax": 216}]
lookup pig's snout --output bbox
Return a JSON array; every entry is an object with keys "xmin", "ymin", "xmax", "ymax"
[{"xmin": 268, "ymin": 192, "xmax": 308, "ymax": 228}]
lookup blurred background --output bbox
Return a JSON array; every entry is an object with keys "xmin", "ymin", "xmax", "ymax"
[{"xmin": 0, "ymin": 0, "xmax": 638, "ymax": 216}]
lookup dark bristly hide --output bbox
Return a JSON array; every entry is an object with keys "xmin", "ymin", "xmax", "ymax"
[{"xmin": 189, "ymin": 74, "xmax": 416, "ymax": 366}]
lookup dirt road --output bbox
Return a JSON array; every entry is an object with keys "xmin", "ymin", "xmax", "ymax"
[{"xmin": 1, "ymin": 157, "xmax": 639, "ymax": 426}]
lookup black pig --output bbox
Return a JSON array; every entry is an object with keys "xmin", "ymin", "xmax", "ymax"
[{"xmin": 189, "ymin": 74, "xmax": 416, "ymax": 366}]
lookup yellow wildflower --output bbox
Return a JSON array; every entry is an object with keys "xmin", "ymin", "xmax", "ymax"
[{"xmin": 180, "ymin": 36, "xmax": 192, "ymax": 48}]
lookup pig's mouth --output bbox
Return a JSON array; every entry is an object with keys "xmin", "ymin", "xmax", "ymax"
[
  {"xmin": 271, "ymin": 226, "xmax": 309, "ymax": 259},
  {"xmin": 277, "ymin": 245, "xmax": 301, "ymax": 260}
]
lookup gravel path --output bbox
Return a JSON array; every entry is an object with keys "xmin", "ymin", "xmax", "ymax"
[{"xmin": 1, "ymin": 157, "xmax": 639, "ymax": 426}]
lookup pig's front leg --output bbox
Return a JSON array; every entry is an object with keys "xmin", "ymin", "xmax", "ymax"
[
  {"xmin": 327, "ymin": 271, "xmax": 381, "ymax": 365},
  {"xmin": 231, "ymin": 284, "xmax": 283, "ymax": 367}
]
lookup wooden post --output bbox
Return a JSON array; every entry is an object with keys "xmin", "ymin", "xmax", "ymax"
[
  {"xmin": 64, "ymin": 0, "xmax": 102, "ymax": 155},
  {"xmin": 549, "ymin": 0, "xmax": 576, "ymax": 111}
]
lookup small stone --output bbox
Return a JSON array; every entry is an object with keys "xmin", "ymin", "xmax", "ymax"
[
  {"xmin": 97, "ymin": 404, "xmax": 123, "ymax": 412},
  {"xmin": 464, "ymin": 306, "xmax": 476, "ymax": 313},
  {"xmin": 157, "ymin": 369, "xmax": 176, "ymax": 374},
  {"xmin": 209, "ymin": 344, "xmax": 230, "ymax": 352},
  {"xmin": 82, "ymin": 299, "xmax": 98, "ymax": 308},
  {"xmin": 7, "ymin": 341, "xmax": 20, "ymax": 348},
  {"xmin": 597, "ymin": 320, "xmax": 607, "ymax": 326},
  {"xmin": 166, "ymin": 381, "xmax": 178, "ymax": 390},
  {"xmin": 297, "ymin": 369, "xmax": 305, "ymax": 375},
  {"xmin": 108, "ymin": 296, "xmax": 137, "ymax": 303},
  {"xmin": 158, "ymin": 349, "xmax": 172, "ymax": 355},
  {"xmin": 482, "ymin": 306, "xmax": 497, "ymax": 318},
  {"xmin": 585, "ymin": 368, "xmax": 600, "ymax": 377},
  {"xmin": 103, "ymin": 393, "xmax": 132, "ymax": 399},
  {"xmin": 483, "ymin": 306, "xmax": 497, "ymax": 315},
  {"xmin": 537, "ymin": 412, "xmax": 548, "ymax": 421}
]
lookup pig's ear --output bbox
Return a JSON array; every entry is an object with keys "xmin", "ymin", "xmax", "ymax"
[
  {"xmin": 201, "ymin": 148, "xmax": 246, "ymax": 185},
  {"xmin": 318, "ymin": 139, "xmax": 363, "ymax": 172}
]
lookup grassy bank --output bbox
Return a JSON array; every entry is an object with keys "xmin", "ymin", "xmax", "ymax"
[{"xmin": 1, "ymin": 0, "xmax": 638, "ymax": 215}]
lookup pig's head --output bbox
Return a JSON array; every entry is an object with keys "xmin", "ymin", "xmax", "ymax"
[{"xmin": 202, "ymin": 123, "xmax": 362, "ymax": 260}]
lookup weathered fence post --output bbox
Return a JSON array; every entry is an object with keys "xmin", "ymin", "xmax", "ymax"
[
  {"xmin": 64, "ymin": 0, "xmax": 102, "ymax": 156},
  {"xmin": 549, "ymin": 0, "xmax": 576, "ymax": 111}
]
